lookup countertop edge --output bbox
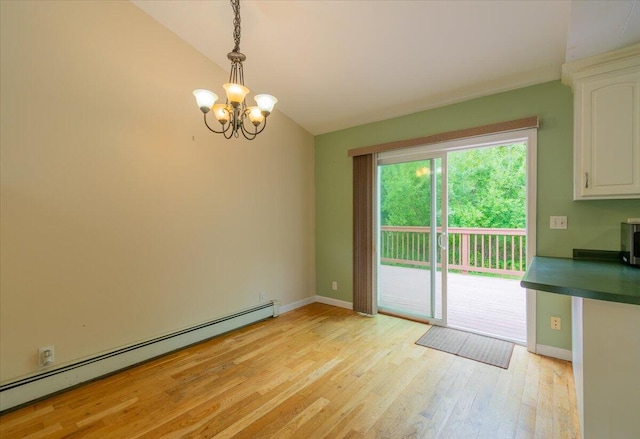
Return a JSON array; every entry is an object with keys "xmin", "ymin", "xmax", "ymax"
[{"xmin": 520, "ymin": 279, "xmax": 640, "ymax": 305}]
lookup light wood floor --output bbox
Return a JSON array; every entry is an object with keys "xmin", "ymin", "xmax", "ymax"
[{"xmin": 0, "ymin": 303, "xmax": 580, "ymax": 438}]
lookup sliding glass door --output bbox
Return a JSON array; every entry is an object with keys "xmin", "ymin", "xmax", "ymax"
[{"xmin": 376, "ymin": 154, "xmax": 447, "ymax": 324}]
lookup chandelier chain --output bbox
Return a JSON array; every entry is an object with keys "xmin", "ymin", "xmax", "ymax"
[{"xmin": 231, "ymin": 0, "xmax": 241, "ymax": 52}]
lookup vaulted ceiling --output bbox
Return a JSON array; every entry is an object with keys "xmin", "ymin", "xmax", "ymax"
[{"xmin": 132, "ymin": 0, "xmax": 640, "ymax": 135}]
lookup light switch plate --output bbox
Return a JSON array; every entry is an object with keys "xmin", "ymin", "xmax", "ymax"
[{"xmin": 550, "ymin": 216, "xmax": 567, "ymax": 230}]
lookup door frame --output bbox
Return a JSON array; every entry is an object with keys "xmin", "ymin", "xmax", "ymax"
[{"xmin": 372, "ymin": 128, "xmax": 537, "ymax": 352}]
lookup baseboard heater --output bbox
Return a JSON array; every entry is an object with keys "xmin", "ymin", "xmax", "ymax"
[{"xmin": 0, "ymin": 300, "xmax": 279, "ymax": 413}]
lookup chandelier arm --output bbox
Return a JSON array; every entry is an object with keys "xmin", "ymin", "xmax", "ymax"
[
  {"xmin": 239, "ymin": 128, "xmax": 257, "ymax": 141},
  {"xmin": 237, "ymin": 119, "xmax": 258, "ymax": 140},
  {"xmin": 252, "ymin": 117, "xmax": 267, "ymax": 136},
  {"xmin": 238, "ymin": 115, "xmax": 268, "ymax": 140}
]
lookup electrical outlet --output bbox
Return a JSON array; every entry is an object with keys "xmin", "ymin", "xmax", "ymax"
[
  {"xmin": 259, "ymin": 291, "xmax": 265, "ymax": 303},
  {"xmin": 38, "ymin": 345, "xmax": 55, "ymax": 367},
  {"xmin": 550, "ymin": 316, "xmax": 561, "ymax": 331},
  {"xmin": 331, "ymin": 281, "xmax": 338, "ymax": 291},
  {"xmin": 550, "ymin": 216, "xmax": 567, "ymax": 230}
]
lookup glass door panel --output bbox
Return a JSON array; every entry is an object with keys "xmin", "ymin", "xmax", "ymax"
[{"xmin": 377, "ymin": 156, "xmax": 446, "ymax": 324}]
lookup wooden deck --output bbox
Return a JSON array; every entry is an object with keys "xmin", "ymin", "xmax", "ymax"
[{"xmin": 378, "ymin": 265, "xmax": 526, "ymax": 343}]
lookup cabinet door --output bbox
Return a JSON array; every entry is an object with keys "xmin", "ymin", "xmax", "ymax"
[{"xmin": 574, "ymin": 68, "xmax": 640, "ymax": 199}]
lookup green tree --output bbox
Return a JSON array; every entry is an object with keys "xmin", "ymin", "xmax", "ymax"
[
  {"xmin": 448, "ymin": 143, "xmax": 526, "ymax": 228},
  {"xmin": 379, "ymin": 143, "xmax": 526, "ymax": 228},
  {"xmin": 380, "ymin": 160, "xmax": 433, "ymax": 226}
]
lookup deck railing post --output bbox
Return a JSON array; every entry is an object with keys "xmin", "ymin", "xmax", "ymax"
[{"xmin": 461, "ymin": 232, "xmax": 469, "ymax": 274}]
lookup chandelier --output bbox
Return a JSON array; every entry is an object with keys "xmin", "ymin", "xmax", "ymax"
[{"xmin": 193, "ymin": 0, "xmax": 277, "ymax": 140}]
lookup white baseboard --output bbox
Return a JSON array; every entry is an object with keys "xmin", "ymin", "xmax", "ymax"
[
  {"xmin": 278, "ymin": 296, "xmax": 316, "ymax": 314},
  {"xmin": 278, "ymin": 295, "xmax": 353, "ymax": 314},
  {"xmin": 0, "ymin": 302, "xmax": 276, "ymax": 412},
  {"xmin": 314, "ymin": 295, "xmax": 353, "ymax": 310},
  {"xmin": 536, "ymin": 344, "xmax": 573, "ymax": 361}
]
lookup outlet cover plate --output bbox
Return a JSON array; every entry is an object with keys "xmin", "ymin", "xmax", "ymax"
[
  {"xmin": 550, "ymin": 216, "xmax": 567, "ymax": 230},
  {"xmin": 38, "ymin": 345, "xmax": 55, "ymax": 367}
]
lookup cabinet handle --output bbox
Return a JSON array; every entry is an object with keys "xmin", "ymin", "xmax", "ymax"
[{"xmin": 585, "ymin": 172, "xmax": 589, "ymax": 189}]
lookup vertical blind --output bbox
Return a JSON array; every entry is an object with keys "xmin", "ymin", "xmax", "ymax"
[{"xmin": 352, "ymin": 154, "xmax": 374, "ymax": 314}]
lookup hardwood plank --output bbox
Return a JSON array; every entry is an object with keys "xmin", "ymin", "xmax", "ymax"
[
  {"xmin": 0, "ymin": 303, "xmax": 579, "ymax": 439},
  {"xmin": 462, "ymin": 364, "xmax": 502, "ymax": 434},
  {"xmin": 496, "ymin": 346, "xmax": 530, "ymax": 438},
  {"xmin": 476, "ymin": 365, "xmax": 513, "ymax": 439},
  {"xmin": 516, "ymin": 403, "xmax": 537, "ymax": 438},
  {"xmin": 437, "ymin": 363, "xmax": 494, "ymax": 438},
  {"xmin": 565, "ymin": 361, "xmax": 582, "ymax": 439},
  {"xmin": 75, "ymin": 397, "xmax": 138, "ymax": 428},
  {"xmin": 419, "ymin": 355, "xmax": 476, "ymax": 437},
  {"xmin": 552, "ymin": 359, "xmax": 580, "ymax": 439},
  {"xmin": 364, "ymin": 350, "xmax": 452, "ymax": 438},
  {"xmin": 0, "ymin": 405, "xmax": 53, "ymax": 431},
  {"xmin": 522, "ymin": 352, "xmax": 541, "ymax": 407},
  {"xmin": 21, "ymin": 423, "xmax": 63, "ymax": 439},
  {"xmin": 535, "ymin": 356, "xmax": 556, "ymax": 438},
  {"xmin": 212, "ymin": 357, "xmax": 343, "ymax": 439},
  {"xmin": 533, "ymin": 415, "xmax": 553, "ymax": 439},
  {"xmin": 271, "ymin": 397, "xmax": 330, "ymax": 438},
  {"xmin": 346, "ymin": 358, "xmax": 428, "ymax": 435}
]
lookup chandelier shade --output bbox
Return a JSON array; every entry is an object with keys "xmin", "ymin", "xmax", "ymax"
[
  {"xmin": 223, "ymin": 83, "xmax": 250, "ymax": 106},
  {"xmin": 193, "ymin": 0, "xmax": 276, "ymax": 140},
  {"xmin": 254, "ymin": 94, "xmax": 278, "ymax": 115},
  {"xmin": 212, "ymin": 104, "xmax": 231, "ymax": 124},
  {"xmin": 193, "ymin": 89, "xmax": 218, "ymax": 113},
  {"xmin": 247, "ymin": 106, "xmax": 264, "ymax": 125}
]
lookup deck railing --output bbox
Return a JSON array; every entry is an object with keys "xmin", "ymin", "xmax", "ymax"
[{"xmin": 380, "ymin": 226, "xmax": 526, "ymax": 276}]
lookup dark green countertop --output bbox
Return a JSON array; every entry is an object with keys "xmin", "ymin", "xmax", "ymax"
[{"xmin": 520, "ymin": 256, "xmax": 640, "ymax": 305}]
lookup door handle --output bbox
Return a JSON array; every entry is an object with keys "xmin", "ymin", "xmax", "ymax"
[{"xmin": 438, "ymin": 232, "xmax": 447, "ymax": 250}]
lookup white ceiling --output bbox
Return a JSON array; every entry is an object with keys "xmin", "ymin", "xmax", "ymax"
[{"xmin": 131, "ymin": 0, "xmax": 640, "ymax": 135}]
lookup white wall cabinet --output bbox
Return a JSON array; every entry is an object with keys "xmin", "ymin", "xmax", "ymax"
[{"xmin": 563, "ymin": 45, "xmax": 640, "ymax": 200}]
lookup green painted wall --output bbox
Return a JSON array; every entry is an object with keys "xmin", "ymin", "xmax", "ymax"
[{"xmin": 315, "ymin": 80, "xmax": 640, "ymax": 350}]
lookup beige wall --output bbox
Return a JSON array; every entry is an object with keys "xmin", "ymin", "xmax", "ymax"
[{"xmin": 0, "ymin": 1, "xmax": 315, "ymax": 382}]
